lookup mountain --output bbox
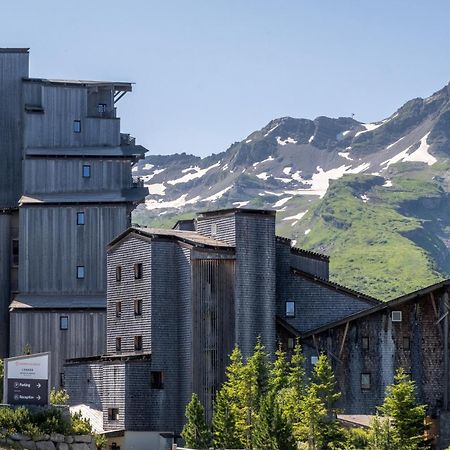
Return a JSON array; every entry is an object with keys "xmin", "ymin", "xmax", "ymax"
[{"xmin": 132, "ymin": 83, "xmax": 450, "ymax": 300}]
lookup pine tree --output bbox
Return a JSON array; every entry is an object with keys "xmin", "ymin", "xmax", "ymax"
[
  {"xmin": 311, "ymin": 354, "xmax": 341, "ymax": 415},
  {"xmin": 181, "ymin": 393, "xmax": 212, "ymax": 449},
  {"xmin": 378, "ymin": 368, "xmax": 427, "ymax": 450},
  {"xmin": 287, "ymin": 339, "xmax": 306, "ymax": 396},
  {"xmin": 269, "ymin": 345, "xmax": 289, "ymax": 394},
  {"xmin": 212, "ymin": 388, "xmax": 241, "ymax": 449}
]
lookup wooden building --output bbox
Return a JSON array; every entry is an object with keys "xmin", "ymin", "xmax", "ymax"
[{"xmin": 0, "ymin": 48, "xmax": 147, "ymax": 385}]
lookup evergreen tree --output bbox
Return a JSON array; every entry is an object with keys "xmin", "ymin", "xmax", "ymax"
[
  {"xmin": 212, "ymin": 388, "xmax": 241, "ymax": 449},
  {"xmin": 378, "ymin": 368, "xmax": 427, "ymax": 450},
  {"xmin": 269, "ymin": 345, "xmax": 289, "ymax": 394},
  {"xmin": 369, "ymin": 415, "xmax": 396, "ymax": 450},
  {"xmin": 311, "ymin": 354, "xmax": 341, "ymax": 416},
  {"xmin": 247, "ymin": 337, "xmax": 270, "ymax": 402},
  {"xmin": 287, "ymin": 339, "xmax": 306, "ymax": 396},
  {"xmin": 181, "ymin": 393, "xmax": 212, "ymax": 449}
]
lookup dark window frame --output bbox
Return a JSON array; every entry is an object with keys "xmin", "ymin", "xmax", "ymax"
[
  {"xmin": 150, "ymin": 371, "xmax": 164, "ymax": 389},
  {"xmin": 115, "ymin": 337, "xmax": 121, "ymax": 352},
  {"xmin": 60, "ymin": 316, "xmax": 69, "ymax": 331},
  {"xmin": 76, "ymin": 266, "xmax": 85, "ymax": 279},
  {"xmin": 362, "ymin": 336, "xmax": 369, "ymax": 350},
  {"xmin": 82, "ymin": 164, "xmax": 91, "ymax": 178},
  {"xmin": 11, "ymin": 239, "xmax": 19, "ymax": 266},
  {"xmin": 77, "ymin": 211, "xmax": 85, "ymax": 225},
  {"xmin": 134, "ymin": 299, "xmax": 143, "ymax": 316},
  {"xmin": 403, "ymin": 336, "xmax": 411, "ymax": 350},
  {"xmin": 115, "ymin": 266, "xmax": 122, "ymax": 282},
  {"xmin": 134, "ymin": 335, "xmax": 143, "ymax": 351},
  {"xmin": 134, "ymin": 263, "xmax": 143, "ymax": 280},
  {"xmin": 285, "ymin": 301, "xmax": 295, "ymax": 318},
  {"xmin": 108, "ymin": 408, "xmax": 119, "ymax": 421},
  {"xmin": 361, "ymin": 373, "xmax": 371, "ymax": 390},
  {"xmin": 115, "ymin": 302, "xmax": 122, "ymax": 318},
  {"xmin": 73, "ymin": 120, "xmax": 81, "ymax": 133}
]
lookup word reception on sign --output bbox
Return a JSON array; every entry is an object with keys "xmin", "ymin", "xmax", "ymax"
[{"xmin": 3, "ymin": 352, "xmax": 50, "ymax": 406}]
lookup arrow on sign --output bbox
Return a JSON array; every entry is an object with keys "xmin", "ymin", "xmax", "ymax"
[
  {"xmin": 37, "ymin": 395, "xmax": 41, "ymax": 400},
  {"xmin": 37, "ymin": 383, "xmax": 41, "ymax": 388}
]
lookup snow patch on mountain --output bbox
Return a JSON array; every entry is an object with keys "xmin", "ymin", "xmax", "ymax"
[
  {"xmin": 355, "ymin": 122, "xmax": 384, "ymax": 138},
  {"xmin": 277, "ymin": 136, "xmax": 298, "ymax": 146},
  {"xmin": 256, "ymin": 172, "xmax": 270, "ymax": 180},
  {"xmin": 204, "ymin": 186, "xmax": 232, "ymax": 202},
  {"xmin": 146, "ymin": 183, "xmax": 166, "ymax": 196},
  {"xmin": 273, "ymin": 196, "xmax": 292, "ymax": 208},
  {"xmin": 283, "ymin": 210, "xmax": 308, "ymax": 221},
  {"xmin": 338, "ymin": 152, "xmax": 353, "ymax": 161},
  {"xmin": 146, "ymin": 194, "xmax": 201, "ymax": 210},
  {"xmin": 264, "ymin": 123, "xmax": 281, "ymax": 137},
  {"xmin": 167, "ymin": 162, "xmax": 220, "ymax": 185}
]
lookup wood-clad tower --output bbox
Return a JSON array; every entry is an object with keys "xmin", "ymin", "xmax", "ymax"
[{"xmin": 0, "ymin": 48, "xmax": 147, "ymax": 385}]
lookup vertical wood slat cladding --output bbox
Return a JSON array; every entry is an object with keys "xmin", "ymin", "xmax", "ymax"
[
  {"xmin": 23, "ymin": 159, "xmax": 133, "ymax": 194},
  {"xmin": 0, "ymin": 52, "xmax": 28, "ymax": 207},
  {"xmin": 192, "ymin": 259, "xmax": 235, "ymax": 420},
  {"xmin": 23, "ymin": 86, "xmax": 120, "ymax": 149},
  {"xmin": 20, "ymin": 206, "xmax": 129, "ymax": 294},
  {"xmin": 10, "ymin": 310, "xmax": 106, "ymax": 388},
  {"xmin": 0, "ymin": 213, "xmax": 12, "ymax": 357}
]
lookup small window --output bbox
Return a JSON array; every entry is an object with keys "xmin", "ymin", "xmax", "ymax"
[
  {"xmin": 77, "ymin": 212, "xmax": 85, "ymax": 225},
  {"xmin": 362, "ymin": 337, "xmax": 369, "ymax": 350},
  {"xmin": 115, "ymin": 337, "xmax": 121, "ymax": 351},
  {"xmin": 361, "ymin": 373, "xmax": 371, "ymax": 390},
  {"xmin": 134, "ymin": 263, "xmax": 143, "ymax": 279},
  {"xmin": 60, "ymin": 372, "xmax": 65, "ymax": 388},
  {"xmin": 285, "ymin": 301, "xmax": 295, "ymax": 318},
  {"xmin": 73, "ymin": 120, "xmax": 81, "ymax": 133},
  {"xmin": 76, "ymin": 266, "xmax": 85, "ymax": 279},
  {"xmin": 391, "ymin": 311, "xmax": 402, "ymax": 322},
  {"xmin": 115, "ymin": 266, "xmax": 122, "ymax": 282},
  {"xmin": 134, "ymin": 299, "xmax": 143, "ymax": 316},
  {"xmin": 311, "ymin": 356, "xmax": 319, "ymax": 365},
  {"xmin": 60, "ymin": 316, "xmax": 69, "ymax": 330},
  {"xmin": 134, "ymin": 335, "xmax": 143, "ymax": 351},
  {"xmin": 287, "ymin": 338, "xmax": 295, "ymax": 349},
  {"xmin": 97, "ymin": 103, "xmax": 107, "ymax": 114},
  {"xmin": 108, "ymin": 408, "xmax": 119, "ymax": 421},
  {"xmin": 82, "ymin": 164, "xmax": 91, "ymax": 178},
  {"xmin": 12, "ymin": 239, "xmax": 19, "ymax": 266},
  {"xmin": 115, "ymin": 302, "xmax": 122, "ymax": 318},
  {"xmin": 211, "ymin": 223, "xmax": 217, "ymax": 236},
  {"xmin": 150, "ymin": 371, "xmax": 164, "ymax": 389},
  {"xmin": 403, "ymin": 336, "xmax": 411, "ymax": 350}
]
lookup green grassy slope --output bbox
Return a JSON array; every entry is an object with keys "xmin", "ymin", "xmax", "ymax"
[{"xmin": 296, "ymin": 174, "xmax": 447, "ymax": 300}]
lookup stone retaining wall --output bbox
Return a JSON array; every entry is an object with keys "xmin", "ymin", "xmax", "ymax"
[{"xmin": 0, "ymin": 431, "xmax": 96, "ymax": 450}]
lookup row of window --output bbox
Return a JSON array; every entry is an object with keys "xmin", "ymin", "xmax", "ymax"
[
  {"xmin": 115, "ymin": 263, "xmax": 143, "ymax": 282},
  {"xmin": 361, "ymin": 335, "xmax": 410, "ymax": 351},
  {"xmin": 115, "ymin": 335, "xmax": 143, "ymax": 352},
  {"xmin": 115, "ymin": 299, "xmax": 143, "ymax": 317}
]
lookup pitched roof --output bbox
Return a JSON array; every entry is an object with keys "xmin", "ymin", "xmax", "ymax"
[
  {"xmin": 108, "ymin": 226, "xmax": 234, "ymax": 251},
  {"xmin": 276, "ymin": 235, "xmax": 330, "ymax": 261},
  {"xmin": 10, "ymin": 294, "xmax": 106, "ymax": 310},
  {"xmin": 300, "ymin": 278, "xmax": 450, "ymax": 338},
  {"xmin": 197, "ymin": 208, "xmax": 276, "ymax": 218}
]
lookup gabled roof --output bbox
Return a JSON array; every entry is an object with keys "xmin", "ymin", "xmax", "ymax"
[
  {"xmin": 276, "ymin": 235, "xmax": 330, "ymax": 261},
  {"xmin": 300, "ymin": 278, "xmax": 450, "ymax": 338},
  {"xmin": 24, "ymin": 78, "xmax": 133, "ymax": 91},
  {"xmin": 291, "ymin": 268, "xmax": 381, "ymax": 305},
  {"xmin": 197, "ymin": 208, "xmax": 276, "ymax": 218},
  {"xmin": 108, "ymin": 226, "xmax": 234, "ymax": 251},
  {"xmin": 10, "ymin": 294, "xmax": 105, "ymax": 310}
]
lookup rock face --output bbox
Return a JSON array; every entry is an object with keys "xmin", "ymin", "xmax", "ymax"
[{"xmin": 133, "ymin": 82, "xmax": 450, "ymax": 300}]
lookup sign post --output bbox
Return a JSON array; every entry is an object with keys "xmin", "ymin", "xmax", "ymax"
[{"xmin": 3, "ymin": 352, "xmax": 50, "ymax": 406}]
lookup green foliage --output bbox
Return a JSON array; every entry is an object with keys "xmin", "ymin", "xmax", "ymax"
[
  {"xmin": 344, "ymin": 426, "xmax": 370, "ymax": 449},
  {"xmin": 377, "ymin": 368, "xmax": 427, "ymax": 450},
  {"xmin": 181, "ymin": 393, "xmax": 212, "ymax": 449},
  {"xmin": 50, "ymin": 388, "xmax": 69, "ymax": 406},
  {"xmin": 23, "ymin": 344, "xmax": 32, "ymax": 355},
  {"xmin": 71, "ymin": 411, "xmax": 93, "ymax": 435},
  {"xmin": 212, "ymin": 388, "xmax": 241, "ymax": 449},
  {"xmin": 368, "ymin": 415, "xmax": 396, "ymax": 450}
]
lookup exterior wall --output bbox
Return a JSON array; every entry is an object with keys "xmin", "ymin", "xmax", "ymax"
[
  {"xmin": 103, "ymin": 362, "xmax": 126, "ymax": 431},
  {"xmin": 0, "ymin": 213, "xmax": 11, "ymax": 357},
  {"xmin": 301, "ymin": 291, "xmax": 448, "ymax": 416},
  {"xmin": 10, "ymin": 310, "xmax": 106, "ymax": 388},
  {"xmin": 290, "ymin": 251, "xmax": 329, "ymax": 279},
  {"xmin": 281, "ymin": 273, "xmax": 375, "ymax": 333},
  {"xmin": 196, "ymin": 214, "xmax": 236, "ymax": 246},
  {"xmin": 23, "ymin": 85, "xmax": 120, "ymax": 149},
  {"xmin": 0, "ymin": 51, "xmax": 28, "ymax": 208},
  {"xmin": 107, "ymin": 235, "xmax": 152, "ymax": 355},
  {"xmin": 20, "ymin": 205, "xmax": 129, "ymax": 295},
  {"xmin": 65, "ymin": 361, "xmax": 103, "ymax": 409},
  {"xmin": 23, "ymin": 159, "xmax": 133, "ymax": 194}
]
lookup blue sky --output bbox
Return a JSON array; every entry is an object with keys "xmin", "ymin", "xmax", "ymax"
[{"xmin": 2, "ymin": 1, "xmax": 450, "ymax": 156}]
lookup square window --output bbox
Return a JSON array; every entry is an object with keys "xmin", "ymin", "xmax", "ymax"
[
  {"xmin": 134, "ymin": 335, "xmax": 143, "ymax": 351},
  {"xmin": 391, "ymin": 311, "xmax": 402, "ymax": 322},
  {"xmin": 134, "ymin": 299, "xmax": 143, "ymax": 316},
  {"xmin": 311, "ymin": 356, "xmax": 319, "ymax": 366},
  {"xmin": 150, "ymin": 371, "xmax": 164, "ymax": 389},
  {"xmin": 77, "ymin": 212, "xmax": 85, "ymax": 225},
  {"xmin": 361, "ymin": 373, "xmax": 371, "ymax": 390},
  {"xmin": 82, "ymin": 165, "xmax": 91, "ymax": 178},
  {"xmin": 115, "ymin": 302, "xmax": 122, "ymax": 318},
  {"xmin": 362, "ymin": 337, "xmax": 369, "ymax": 350},
  {"xmin": 287, "ymin": 337, "xmax": 295, "ymax": 349},
  {"xmin": 60, "ymin": 316, "xmax": 69, "ymax": 330},
  {"xmin": 97, "ymin": 103, "xmax": 107, "ymax": 113},
  {"xmin": 73, "ymin": 120, "xmax": 81, "ymax": 133},
  {"xmin": 134, "ymin": 263, "xmax": 143, "ymax": 279},
  {"xmin": 115, "ymin": 266, "xmax": 122, "ymax": 282},
  {"xmin": 403, "ymin": 336, "xmax": 410, "ymax": 350},
  {"xmin": 115, "ymin": 337, "xmax": 121, "ymax": 351},
  {"xmin": 108, "ymin": 408, "xmax": 119, "ymax": 421},
  {"xmin": 285, "ymin": 301, "xmax": 295, "ymax": 318},
  {"xmin": 77, "ymin": 266, "xmax": 85, "ymax": 279}
]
